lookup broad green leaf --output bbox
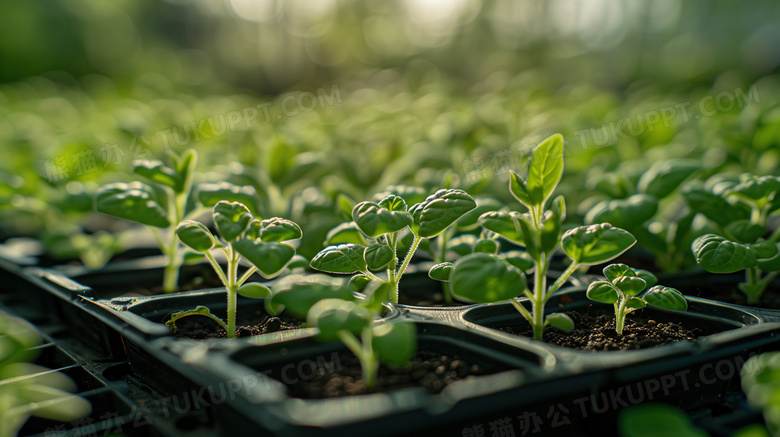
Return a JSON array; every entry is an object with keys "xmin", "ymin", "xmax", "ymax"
[
  {"xmin": 325, "ymin": 222, "xmax": 367, "ymax": 245},
  {"xmin": 586, "ymin": 281, "xmax": 619, "ymax": 304},
  {"xmin": 614, "ymin": 276, "xmax": 647, "ymax": 297},
  {"xmin": 643, "ymin": 286, "xmax": 687, "ymax": 311},
  {"xmin": 176, "ymin": 220, "xmax": 215, "ymax": 252},
  {"xmin": 626, "ymin": 297, "xmax": 646, "ymax": 309},
  {"xmin": 637, "ymin": 159, "xmax": 700, "ymax": 200},
  {"xmin": 509, "ymin": 170, "xmax": 532, "ymax": 210},
  {"xmin": 634, "ymin": 269, "xmax": 658, "ymax": 288},
  {"xmin": 213, "ymin": 201, "xmax": 252, "ymax": 242},
  {"xmin": 267, "ymin": 274, "xmax": 354, "ymax": 317},
  {"xmin": 727, "ymin": 174, "xmax": 780, "ymax": 210},
  {"xmin": 726, "ymin": 220, "xmax": 766, "ymax": 244},
  {"xmin": 451, "ymin": 253, "xmax": 526, "ymax": 303},
  {"xmin": 236, "ymin": 282, "xmax": 271, "ymax": 298},
  {"xmin": 310, "ymin": 244, "xmax": 368, "ymax": 274},
  {"xmin": 502, "ymin": 251, "xmax": 535, "ymax": 272},
  {"xmin": 198, "ymin": 183, "xmax": 259, "ymax": 214},
  {"xmin": 259, "ymin": 218, "xmax": 302, "ymax": 242},
  {"xmin": 428, "ymin": 262, "xmax": 453, "ymax": 281},
  {"xmin": 757, "ymin": 244, "xmax": 780, "ymax": 271},
  {"xmin": 544, "ymin": 313, "xmax": 574, "ymax": 332},
  {"xmin": 96, "ymin": 182, "xmax": 169, "ymax": 228},
  {"xmin": 352, "ymin": 201, "xmax": 413, "ymax": 237},
  {"xmin": 133, "ymin": 160, "xmax": 178, "ymax": 189},
  {"xmin": 474, "ymin": 239, "xmax": 499, "ymax": 254},
  {"xmin": 373, "ymin": 185, "xmax": 428, "ymax": 206},
  {"xmin": 364, "ymin": 243, "xmax": 394, "ymax": 270},
  {"xmin": 562, "ymin": 224, "xmax": 636, "ymax": 265},
  {"xmin": 372, "ymin": 322, "xmax": 417, "ymax": 366},
  {"xmin": 478, "ymin": 211, "xmax": 525, "ymax": 245},
  {"xmin": 409, "ymin": 189, "xmax": 477, "ymax": 238},
  {"xmin": 378, "ymin": 194, "xmax": 408, "ymax": 212},
  {"xmin": 525, "ymin": 134, "xmax": 564, "ymax": 208},
  {"xmin": 348, "ymin": 274, "xmax": 371, "ymax": 292},
  {"xmin": 233, "ymin": 240, "xmax": 296, "ymax": 277},
  {"xmin": 692, "ymin": 234, "xmax": 757, "ymax": 273},
  {"xmin": 585, "ymin": 194, "xmax": 658, "ymax": 230},
  {"xmin": 683, "ymin": 187, "xmax": 750, "ymax": 228},
  {"xmin": 603, "ymin": 264, "xmax": 635, "ymax": 282},
  {"xmin": 307, "ymin": 299, "xmax": 371, "ymax": 342}
]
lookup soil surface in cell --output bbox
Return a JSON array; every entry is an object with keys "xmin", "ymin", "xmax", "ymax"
[
  {"xmin": 503, "ymin": 309, "xmax": 718, "ymax": 351},
  {"xmin": 170, "ymin": 309, "xmax": 302, "ymax": 339},
  {"xmin": 284, "ymin": 350, "xmax": 499, "ymax": 399}
]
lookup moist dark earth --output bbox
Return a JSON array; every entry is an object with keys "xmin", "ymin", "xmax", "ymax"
[
  {"xmin": 170, "ymin": 312, "xmax": 302, "ymax": 339},
  {"xmin": 504, "ymin": 310, "xmax": 711, "ymax": 351},
  {"xmin": 284, "ymin": 350, "xmax": 498, "ymax": 399}
]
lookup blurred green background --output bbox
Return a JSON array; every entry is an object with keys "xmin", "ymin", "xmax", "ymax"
[{"xmin": 1, "ymin": 0, "xmax": 779, "ymax": 265}]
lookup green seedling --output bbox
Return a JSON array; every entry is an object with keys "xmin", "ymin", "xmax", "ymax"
[
  {"xmin": 740, "ymin": 352, "xmax": 780, "ymax": 437},
  {"xmin": 586, "ymin": 263, "xmax": 687, "ymax": 334},
  {"xmin": 96, "ymin": 149, "xmax": 259, "ymax": 292},
  {"xmin": 311, "ymin": 188, "xmax": 477, "ymax": 304},
  {"xmin": 584, "ymin": 159, "xmax": 701, "ymax": 272},
  {"xmin": 686, "ymin": 174, "xmax": 780, "ymax": 303},
  {"xmin": 173, "ymin": 201, "xmax": 301, "ymax": 338},
  {"xmin": 0, "ymin": 311, "xmax": 91, "ymax": 437},
  {"xmin": 263, "ymin": 275, "xmax": 416, "ymax": 391},
  {"xmin": 441, "ymin": 134, "xmax": 637, "ymax": 341}
]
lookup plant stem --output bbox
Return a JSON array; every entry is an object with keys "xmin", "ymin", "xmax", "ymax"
[
  {"xmin": 338, "ymin": 330, "xmax": 377, "ymax": 390},
  {"xmin": 615, "ymin": 299, "xmax": 628, "ymax": 335},
  {"xmin": 162, "ymin": 227, "xmax": 181, "ymax": 293},
  {"xmin": 531, "ymin": 254, "xmax": 548, "ymax": 341},
  {"xmin": 225, "ymin": 247, "xmax": 240, "ymax": 338},
  {"xmin": 236, "ymin": 267, "xmax": 258, "ymax": 287},
  {"xmin": 392, "ymin": 235, "xmax": 422, "ymax": 304},
  {"xmin": 544, "ymin": 261, "xmax": 579, "ymax": 304}
]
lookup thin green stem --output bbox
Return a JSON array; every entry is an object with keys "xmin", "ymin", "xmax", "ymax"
[
  {"xmin": 205, "ymin": 252, "xmax": 229, "ymax": 288},
  {"xmin": 226, "ymin": 246, "xmax": 240, "ymax": 338},
  {"xmin": 615, "ymin": 298, "xmax": 628, "ymax": 335},
  {"xmin": 392, "ymin": 235, "xmax": 422, "ymax": 304},
  {"xmin": 544, "ymin": 261, "xmax": 580, "ymax": 304},
  {"xmin": 236, "ymin": 267, "xmax": 259, "ymax": 287},
  {"xmin": 531, "ymin": 254, "xmax": 548, "ymax": 341},
  {"xmin": 338, "ymin": 330, "xmax": 377, "ymax": 390}
]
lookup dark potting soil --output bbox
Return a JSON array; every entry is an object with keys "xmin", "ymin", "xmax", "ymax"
[
  {"xmin": 284, "ymin": 350, "xmax": 496, "ymax": 399},
  {"xmin": 503, "ymin": 310, "xmax": 710, "ymax": 351},
  {"xmin": 170, "ymin": 310, "xmax": 302, "ymax": 339}
]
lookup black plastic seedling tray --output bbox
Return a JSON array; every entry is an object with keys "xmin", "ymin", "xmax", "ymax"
[{"xmin": 3, "ymin": 256, "xmax": 780, "ymax": 436}]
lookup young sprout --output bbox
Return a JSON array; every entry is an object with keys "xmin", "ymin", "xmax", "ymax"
[
  {"xmin": 311, "ymin": 188, "xmax": 476, "ymax": 304},
  {"xmin": 173, "ymin": 201, "xmax": 301, "ymax": 338},
  {"xmin": 443, "ymin": 134, "xmax": 637, "ymax": 341},
  {"xmin": 586, "ymin": 264, "xmax": 688, "ymax": 334},
  {"xmin": 96, "ymin": 149, "xmax": 259, "ymax": 292},
  {"xmin": 687, "ymin": 174, "xmax": 780, "ymax": 303}
]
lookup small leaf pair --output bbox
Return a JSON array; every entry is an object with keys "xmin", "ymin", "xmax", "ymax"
[
  {"xmin": 173, "ymin": 201, "xmax": 302, "ymax": 338},
  {"xmin": 587, "ymin": 263, "xmax": 687, "ymax": 334}
]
